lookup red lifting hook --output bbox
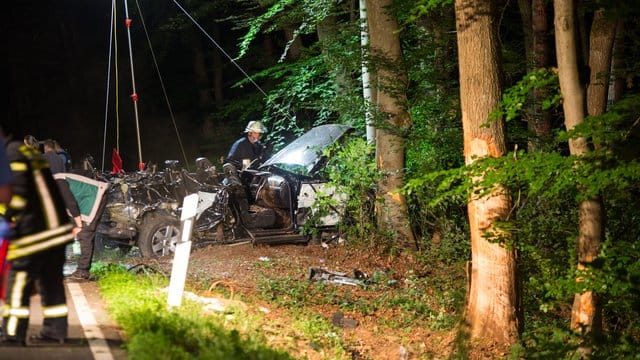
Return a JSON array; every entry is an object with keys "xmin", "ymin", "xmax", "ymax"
[
  {"xmin": 125, "ymin": 18, "xmax": 132, "ymax": 27},
  {"xmin": 130, "ymin": 93, "xmax": 138, "ymax": 102}
]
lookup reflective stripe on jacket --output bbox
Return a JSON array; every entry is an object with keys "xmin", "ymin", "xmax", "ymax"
[{"xmin": 1, "ymin": 143, "xmax": 73, "ymax": 260}]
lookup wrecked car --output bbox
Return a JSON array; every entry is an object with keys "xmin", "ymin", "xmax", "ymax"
[{"xmin": 96, "ymin": 124, "xmax": 352, "ymax": 257}]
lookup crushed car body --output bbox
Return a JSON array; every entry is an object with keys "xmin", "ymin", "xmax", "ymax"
[{"xmin": 95, "ymin": 124, "xmax": 353, "ymax": 257}]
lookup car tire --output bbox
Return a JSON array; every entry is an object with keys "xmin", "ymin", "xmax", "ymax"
[{"xmin": 138, "ymin": 213, "xmax": 181, "ymax": 258}]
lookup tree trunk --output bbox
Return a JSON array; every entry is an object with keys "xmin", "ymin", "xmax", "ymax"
[
  {"xmin": 317, "ymin": 15, "xmax": 352, "ymax": 96},
  {"xmin": 189, "ymin": 29, "xmax": 214, "ymax": 109},
  {"xmin": 586, "ymin": 9, "xmax": 616, "ymax": 118},
  {"xmin": 455, "ymin": 0, "xmax": 519, "ymax": 344},
  {"xmin": 554, "ymin": 0, "xmax": 606, "ymax": 351},
  {"xmin": 529, "ymin": 0, "xmax": 552, "ymax": 149},
  {"xmin": 519, "ymin": 0, "xmax": 552, "ymax": 150},
  {"xmin": 567, "ymin": 6, "xmax": 616, "ymax": 342},
  {"xmin": 365, "ymin": 0, "xmax": 415, "ymax": 247},
  {"xmin": 518, "ymin": 0, "xmax": 533, "ymax": 67},
  {"xmin": 610, "ymin": 20, "xmax": 625, "ymax": 102},
  {"xmin": 189, "ymin": 29, "xmax": 215, "ymax": 139},
  {"xmin": 212, "ymin": 23, "xmax": 224, "ymax": 109},
  {"xmin": 554, "ymin": 0, "xmax": 588, "ymax": 155},
  {"xmin": 283, "ymin": 27, "xmax": 302, "ymax": 60}
]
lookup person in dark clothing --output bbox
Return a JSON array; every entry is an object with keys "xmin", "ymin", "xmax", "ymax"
[
  {"xmin": 53, "ymin": 140, "xmax": 71, "ymax": 171},
  {"xmin": 40, "ymin": 140, "xmax": 107, "ymax": 281},
  {"xmin": 224, "ymin": 121, "xmax": 268, "ymax": 228},
  {"xmin": 42, "ymin": 138, "xmax": 84, "ymax": 243},
  {"xmin": 0, "ymin": 139, "xmax": 75, "ymax": 346},
  {"xmin": 53, "ymin": 172, "xmax": 108, "ymax": 281},
  {"xmin": 226, "ymin": 120, "xmax": 267, "ymax": 170},
  {"xmin": 42, "ymin": 139, "xmax": 66, "ymax": 174}
]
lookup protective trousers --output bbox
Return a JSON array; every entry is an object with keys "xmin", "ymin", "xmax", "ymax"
[
  {"xmin": 2, "ymin": 246, "xmax": 68, "ymax": 342},
  {"xmin": 76, "ymin": 197, "xmax": 106, "ymax": 273}
]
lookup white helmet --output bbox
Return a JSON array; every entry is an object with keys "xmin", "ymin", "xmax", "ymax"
[{"xmin": 244, "ymin": 121, "xmax": 267, "ymax": 134}]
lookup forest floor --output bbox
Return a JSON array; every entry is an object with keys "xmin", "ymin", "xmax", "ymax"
[{"xmin": 113, "ymin": 241, "xmax": 509, "ymax": 359}]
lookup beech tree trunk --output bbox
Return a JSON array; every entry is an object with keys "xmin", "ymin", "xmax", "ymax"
[
  {"xmin": 365, "ymin": 0, "xmax": 415, "ymax": 247},
  {"xmin": 554, "ymin": 1, "xmax": 609, "ymax": 351},
  {"xmin": 518, "ymin": 0, "xmax": 533, "ymax": 65},
  {"xmin": 455, "ymin": 0, "xmax": 519, "ymax": 344},
  {"xmin": 519, "ymin": 0, "xmax": 552, "ymax": 150},
  {"xmin": 586, "ymin": 9, "xmax": 616, "ymax": 118},
  {"xmin": 566, "ymin": 7, "xmax": 616, "ymax": 343},
  {"xmin": 610, "ymin": 20, "xmax": 625, "ymax": 102},
  {"xmin": 529, "ymin": 0, "xmax": 552, "ymax": 148}
]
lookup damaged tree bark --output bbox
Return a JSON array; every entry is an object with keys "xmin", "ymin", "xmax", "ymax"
[{"xmin": 455, "ymin": 0, "xmax": 520, "ymax": 345}]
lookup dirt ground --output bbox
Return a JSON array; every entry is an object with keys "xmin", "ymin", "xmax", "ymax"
[{"xmin": 128, "ymin": 242, "xmax": 506, "ymax": 359}]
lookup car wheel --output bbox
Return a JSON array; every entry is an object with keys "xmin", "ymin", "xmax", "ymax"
[{"xmin": 138, "ymin": 213, "xmax": 181, "ymax": 258}]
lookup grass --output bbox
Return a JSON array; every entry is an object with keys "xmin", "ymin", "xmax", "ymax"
[
  {"xmin": 255, "ymin": 267, "xmax": 463, "ymax": 331},
  {"xmin": 93, "ymin": 263, "xmax": 295, "ymax": 360},
  {"xmin": 90, "ymin": 247, "xmax": 466, "ymax": 359}
]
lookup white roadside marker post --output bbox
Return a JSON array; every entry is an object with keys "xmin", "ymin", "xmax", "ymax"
[{"xmin": 167, "ymin": 193, "xmax": 199, "ymax": 307}]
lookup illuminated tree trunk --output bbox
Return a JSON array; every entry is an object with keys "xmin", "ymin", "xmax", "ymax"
[
  {"xmin": 365, "ymin": 0, "xmax": 415, "ymax": 247},
  {"xmin": 455, "ymin": 0, "xmax": 519, "ymax": 344},
  {"xmin": 565, "ymin": 6, "xmax": 616, "ymax": 343}
]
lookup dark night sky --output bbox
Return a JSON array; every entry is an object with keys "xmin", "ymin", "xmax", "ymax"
[{"xmin": 2, "ymin": 0, "xmax": 233, "ymax": 171}]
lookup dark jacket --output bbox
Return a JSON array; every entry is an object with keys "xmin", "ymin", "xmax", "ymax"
[
  {"xmin": 43, "ymin": 150, "xmax": 65, "ymax": 175},
  {"xmin": 226, "ymin": 136, "xmax": 265, "ymax": 168}
]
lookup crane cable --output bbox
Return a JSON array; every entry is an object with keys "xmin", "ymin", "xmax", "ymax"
[
  {"xmin": 171, "ymin": 0, "xmax": 297, "ymax": 128},
  {"xmin": 101, "ymin": 0, "xmax": 113, "ymax": 172},
  {"xmin": 134, "ymin": 0, "xmax": 189, "ymax": 170},
  {"xmin": 114, "ymin": 0, "xmax": 120, "ymax": 157},
  {"xmin": 102, "ymin": 0, "xmax": 294, "ymax": 172},
  {"xmin": 123, "ymin": 0, "xmax": 145, "ymax": 171},
  {"xmin": 170, "ymin": 0, "xmax": 268, "ymax": 98},
  {"xmin": 101, "ymin": 0, "xmax": 119, "ymax": 172}
]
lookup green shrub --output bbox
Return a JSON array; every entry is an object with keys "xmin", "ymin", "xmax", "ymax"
[{"xmin": 96, "ymin": 266, "xmax": 293, "ymax": 360}]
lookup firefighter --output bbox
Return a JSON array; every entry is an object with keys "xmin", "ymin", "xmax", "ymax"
[
  {"xmin": 0, "ymin": 138, "xmax": 76, "ymax": 346},
  {"xmin": 224, "ymin": 121, "xmax": 268, "ymax": 228},
  {"xmin": 226, "ymin": 120, "xmax": 267, "ymax": 169}
]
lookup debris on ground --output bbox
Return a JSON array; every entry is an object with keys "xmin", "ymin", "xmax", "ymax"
[
  {"xmin": 331, "ymin": 312, "xmax": 359, "ymax": 329},
  {"xmin": 160, "ymin": 287, "xmax": 248, "ymax": 313},
  {"xmin": 308, "ymin": 267, "xmax": 367, "ymax": 287}
]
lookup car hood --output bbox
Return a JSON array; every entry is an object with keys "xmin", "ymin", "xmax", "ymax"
[{"xmin": 260, "ymin": 124, "xmax": 353, "ymax": 177}]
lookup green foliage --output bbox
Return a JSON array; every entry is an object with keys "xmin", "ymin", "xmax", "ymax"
[
  {"xmin": 235, "ymin": 21, "xmax": 364, "ymax": 150},
  {"xmin": 512, "ymin": 327, "xmax": 583, "ymax": 359},
  {"xmin": 236, "ymin": 0, "xmax": 295, "ymax": 60},
  {"xmin": 405, "ymin": 88, "xmax": 640, "ymax": 354},
  {"xmin": 403, "ymin": 0, "xmax": 454, "ymax": 24},
  {"xmin": 490, "ymin": 68, "xmax": 562, "ymax": 123},
  {"xmin": 315, "ymin": 137, "xmax": 381, "ymax": 243},
  {"xmin": 97, "ymin": 266, "xmax": 294, "ymax": 359},
  {"xmin": 229, "ymin": 0, "xmax": 640, "ymax": 355},
  {"xmin": 236, "ymin": 55, "xmax": 341, "ymax": 150},
  {"xmin": 236, "ymin": 0, "xmax": 346, "ymax": 61}
]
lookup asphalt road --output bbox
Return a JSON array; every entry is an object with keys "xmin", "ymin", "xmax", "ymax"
[{"xmin": 1, "ymin": 278, "xmax": 127, "ymax": 360}]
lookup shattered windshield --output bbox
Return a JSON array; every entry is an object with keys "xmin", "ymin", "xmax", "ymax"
[{"xmin": 261, "ymin": 124, "xmax": 352, "ymax": 176}]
